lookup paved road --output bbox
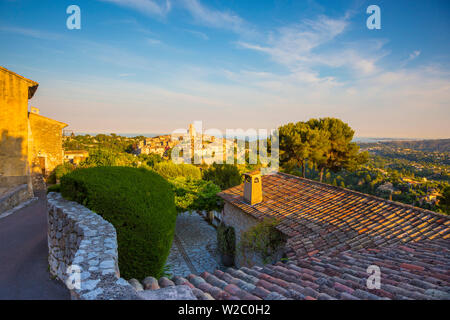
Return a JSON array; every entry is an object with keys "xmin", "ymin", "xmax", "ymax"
[
  {"xmin": 0, "ymin": 191, "xmax": 70, "ymax": 300},
  {"xmin": 166, "ymin": 212, "xmax": 224, "ymax": 277}
]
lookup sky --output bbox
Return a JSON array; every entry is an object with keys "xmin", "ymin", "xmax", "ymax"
[{"xmin": 0, "ymin": 0, "xmax": 449, "ymax": 138}]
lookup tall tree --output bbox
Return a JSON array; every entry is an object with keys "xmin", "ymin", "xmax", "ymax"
[
  {"xmin": 279, "ymin": 122, "xmax": 310, "ymax": 177},
  {"xmin": 306, "ymin": 118, "xmax": 368, "ymax": 182}
]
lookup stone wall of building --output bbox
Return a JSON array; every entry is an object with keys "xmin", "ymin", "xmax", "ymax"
[
  {"xmin": 222, "ymin": 202, "xmax": 260, "ymax": 267},
  {"xmin": 47, "ymin": 192, "xmax": 140, "ymax": 300},
  {"xmin": 222, "ymin": 202, "xmax": 286, "ymax": 268},
  {"xmin": 0, "ymin": 67, "xmax": 37, "ymax": 189},
  {"xmin": 28, "ymin": 112, "xmax": 67, "ymax": 176}
]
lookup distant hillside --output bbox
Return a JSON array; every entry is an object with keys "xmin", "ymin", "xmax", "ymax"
[{"xmin": 379, "ymin": 139, "xmax": 450, "ymax": 152}]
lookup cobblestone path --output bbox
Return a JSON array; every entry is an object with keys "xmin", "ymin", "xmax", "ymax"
[{"xmin": 166, "ymin": 212, "xmax": 224, "ymax": 277}]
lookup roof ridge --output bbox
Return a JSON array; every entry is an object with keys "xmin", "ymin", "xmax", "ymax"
[{"xmin": 0, "ymin": 66, "xmax": 39, "ymax": 86}]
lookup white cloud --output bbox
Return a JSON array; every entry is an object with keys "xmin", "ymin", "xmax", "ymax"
[
  {"xmin": 401, "ymin": 50, "xmax": 421, "ymax": 66},
  {"xmin": 100, "ymin": 0, "xmax": 172, "ymax": 17},
  {"xmin": 179, "ymin": 0, "xmax": 252, "ymax": 35},
  {"xmin": 409, "ymin": 50, "xmax": 421, "ymax": 60},
  {"xmin": 146, "ymin": 38, "xmax": 162, "ymax": 45},
  {"xmin": 184, "ymin": 29, "xmax": 209, "ymax": 40},
  {"xmin": 237, "ymin": 14, "xmax": 392, "ymax": 85},
  {"xmin": 0, "ymin": 26, "xmax": 61, "ymax": 40}
]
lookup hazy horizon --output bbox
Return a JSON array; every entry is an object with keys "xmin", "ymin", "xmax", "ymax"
[{"xmin": 66, "ymin": 131, "xmax": 448, "ymax": 143}]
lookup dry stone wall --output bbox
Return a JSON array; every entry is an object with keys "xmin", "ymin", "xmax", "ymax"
[
  {"xmin": 47, "ymin": 192, "xmax": 140, "ymax": 300},
  {"xmin": 0, "ymin": 184, "xmax": 33, "ymax": 214}
]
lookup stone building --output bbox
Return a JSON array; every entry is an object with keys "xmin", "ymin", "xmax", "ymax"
[
  {"xmin": 64, "ymin": 150, "xmax": 89, "ymax": 165},
  {"xmin": 0, "ymin": 66, "xmax": 38, "ymax": 191},
  {"xmin": 0, "ymin": 66, "xmax": 67, "ymax": 213},
  {"xmin": 218, "ymin": 171, "xmax": 450, "ymax": 268},
  {"xmin": 28, "ymin": 108, "xmax": 68, "ymax": 176}
]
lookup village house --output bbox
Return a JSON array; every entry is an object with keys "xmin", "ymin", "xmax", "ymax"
[
  {"xmin": 64, "ymin": 150, "xmax": 89, "ymax": 165},
  {"xmin": 0, "ymin": 66, "xmax": 67, "ymax": 213},
  {"xmin": 217, "ymin": 171, "xmax": 450, "ymax": 268},
  {"xmin": 28, "ymin": 107, "xmax": 68, "ymax": 176}
]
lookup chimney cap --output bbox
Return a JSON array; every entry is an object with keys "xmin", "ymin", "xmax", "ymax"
[
  {"xmin": 30, "ymin": 106, "xmax": 40, "ymax": 114},
  {"xmin": 243, "ymin": 170, "xmax": 261, "ymax": 177}
]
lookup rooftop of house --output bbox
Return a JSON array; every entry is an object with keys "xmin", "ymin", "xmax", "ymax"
[
  {"xmin": 218, "ymin": 172, "xmax": 450, "ymax": 260},
  {"xmin": 64, "ymin": 150, "xmax": 89, "ymax": 155},
  {"xmin": 0, "ymin": 66, "xmax": 39, "ymax": 99},
  {"xmin": 28, "ymin": 111, "xmax": 68, "ymax": 128},
  {"xmin": 144, "ymin": 240, "xmax": 449, "ymax": 300}
]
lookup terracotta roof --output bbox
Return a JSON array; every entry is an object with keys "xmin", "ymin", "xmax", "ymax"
[
  {"xmin": 146, "ymin": 240, "xmax": 450, "ymax": 300},
  {"xmin": 218, "ymin": 172, "xmax": 450, "ymax": 260}
]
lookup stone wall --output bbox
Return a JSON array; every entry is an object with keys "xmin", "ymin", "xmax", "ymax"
[
  {"xmin": 47, "ymin": 192, "xmax": 140, "ymax": 300},
  {"xmin": 28, "ymin": 112, "xmax": 67, "ymax": 176},
  {"xmin": 0, "ymin": 67, "xmax": 36, "ymax": 189},
  {"xmin": 222, "ymin": 202, "xmax": 286, "ymax": 268},
  {"xmin": 222, "ymin": 202, "xmax": 260, "ymax": 267},
  {"xmin": 0, "ymin": 184, "xmax": 34, "ymax": 214}
]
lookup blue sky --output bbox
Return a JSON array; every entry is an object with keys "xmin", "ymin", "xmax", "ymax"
[{"xmin": 1, "ymin": 0, "xmax": 449, "ymax": 138}]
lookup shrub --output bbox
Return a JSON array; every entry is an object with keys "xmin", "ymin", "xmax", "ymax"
[
  {"xmin": 79, "ymin": 149, "xmax": 137, "ymax": 168},
  {"xmin": 239, "ymin": 218, "xmax": 286, "ymax": 265},
  {"xmin": 60, "ymin": 166, "xmax": 177, "ymax": 279},
  {"xmin": 154, "ymin": 161, "xmax": 201, "ymax": 180},
  {"xmin": 47, "ymin": 184, "xmax": 61, "ymax": 193},
  {"xmin": 47, "ymin": 163, "xmax": 75, "ymax": 184},
  {"xmin": 138, "ymin": 153, "xmax": 163, "ymax": 168},
  {"xmin": 202, "ymin": 163, "xmax": 242, "ymax": 190},
  {"xmin": 169, "ymin": 177, "xmax": 223, "ymax": 212},
  {"xmin": 217, "ymin": 223, "xmax": 236, "ymax": 256}
]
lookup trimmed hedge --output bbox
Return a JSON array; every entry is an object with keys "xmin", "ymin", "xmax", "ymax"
[{"xmin": 60, "ymin": 166, "xmax": 177, "ymax": 279}]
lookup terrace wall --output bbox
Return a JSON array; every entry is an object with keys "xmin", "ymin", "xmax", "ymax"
[{"xmin": 47, "ymin": 192, "xmax": 140, "ymax": 300}]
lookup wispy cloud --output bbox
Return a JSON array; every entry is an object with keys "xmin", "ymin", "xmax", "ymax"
[
  {"xmin": 179, "ymin": 0, "xmax": 253, "ymax": 36},
  {"xmin": 146, "ymin": 38, "xmax": 162, "ymax": 45},
  {"xmin": 100, "ymin": 0, "xmax": 172, "ymax": 17},
  {"xmin": 237, "ymin": 15, "xmax": 388, "ymax": 83},
  {"xmin": 0, "ymin": 26, "xmax": 61, "ymax": 40},
  {"xmin": 401, "ymin": 50, "xmax": 421, "ymax": 66},
  {"xmin": 184, "ymin": 29, "xmax": 209, "ymax": 40}
]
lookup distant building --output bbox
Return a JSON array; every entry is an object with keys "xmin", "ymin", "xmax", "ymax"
[
  {"xmin": 419, "ymin": 190, "xmax": 442, "ymax": 206},
  {"xmin": 64, "ymin": 150, "xmax": 89, "ymax": 165}
]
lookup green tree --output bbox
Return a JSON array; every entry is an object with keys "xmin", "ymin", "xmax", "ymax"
[
  {"xmin": 307, "ymin": 118, "xmax": 369, "ymax": 182},
  {"xmin": 202, "ymin": 163, "xmax": 242, "ymax": 190},
  {"xmin": 279, "ymin": 122, "xmax": 310, "ymax": 177},
  {"xmin": 279, "ymin": 122, "xmax": 330, "ymax": 178},
  {"xmin": 438, "ymin": 186, "xmax": 450, "ymax": 214},
  {"xmin": 154, "ymin": 161, "xmax": 202, "ymax": 180}
]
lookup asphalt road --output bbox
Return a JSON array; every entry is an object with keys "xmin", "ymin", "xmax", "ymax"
[{"xmin": 0, "ymin": 191, "xmax": 70, "ymax": 300}]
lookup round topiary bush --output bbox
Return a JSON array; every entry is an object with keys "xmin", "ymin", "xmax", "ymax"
[{"xmin": 60, "ymin": 166, "xmax": 177, "ymax": 279}]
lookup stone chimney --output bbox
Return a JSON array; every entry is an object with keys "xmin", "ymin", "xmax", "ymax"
[
  {"xmin": 243, "ymin": 171, "xmax": 263, "ymax": 205},
  {"xmin": 30, "ymin": 106, "xmax": 40, "ymax": 114}
]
